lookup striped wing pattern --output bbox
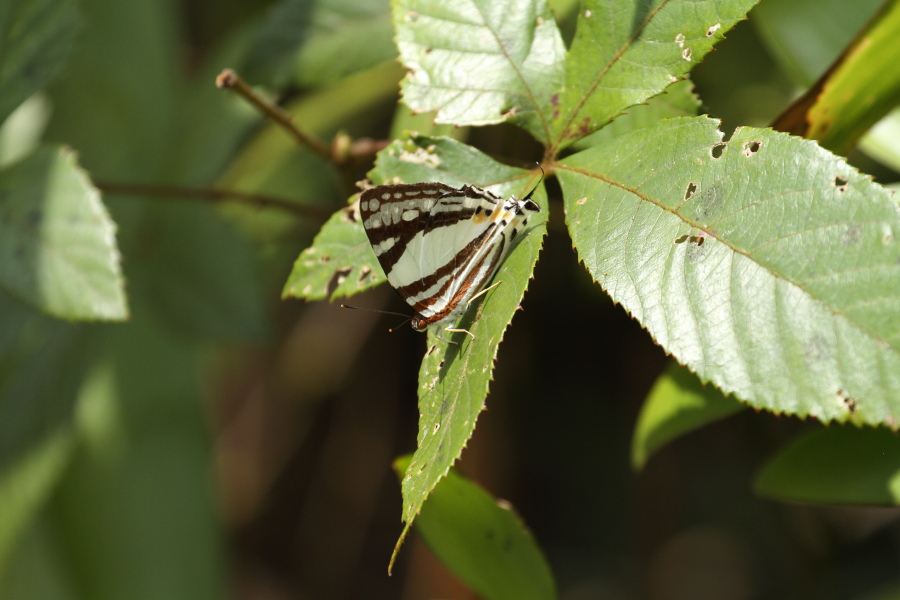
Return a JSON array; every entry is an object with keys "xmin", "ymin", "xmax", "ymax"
[{"xmin": 360, "ymin": 181, "xmax": 540, "ymax": 331}]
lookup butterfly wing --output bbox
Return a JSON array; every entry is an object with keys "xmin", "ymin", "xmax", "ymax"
[{"xmin": 360, "ymin": 182, "xmax": 539, "ymax": 329}]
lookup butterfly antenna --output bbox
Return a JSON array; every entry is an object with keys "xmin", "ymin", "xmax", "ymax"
[
  {"xmin": 524, "ymin": 162, "xmax": 545, "ymax": 200},
  {"xmin": 388, "ymin": 317, "xmax": 414, "ymax": 333},
  {"xmin": 340, "ymin": 304, "xmax": 411, "ymax": 320}
]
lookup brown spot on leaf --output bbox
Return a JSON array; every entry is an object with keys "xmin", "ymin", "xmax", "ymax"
[
  {"xmin": 342, "ymin": 203, "xmax": 360, "ymax": 222},
  {"xmin": 837, "ymin": 389, "xmax": 857, "ymax": 415},
  {"xmin": 326, "ymin": 266, "xmax": 352, "ymax": 298},
  {"xmin": 577, "ymin": 116, "xmax": 592, "ymax": 136},
  {"xmin": 358, "ymin": 265, "xmax": 372, "ymax": 283}
]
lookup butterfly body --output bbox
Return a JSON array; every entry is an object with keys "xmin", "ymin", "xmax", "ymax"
[{"xmin": 360, "ymin": 180, "xmax": 540, "ymax": 332}]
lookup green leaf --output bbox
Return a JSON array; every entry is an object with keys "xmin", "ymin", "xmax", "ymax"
[
  {"xmin": 572, "ymin": 78, "xmax": 701, "ymax": 151},
  {"xmin": 0, "ymin": 293, "xmax": 91, "ymax": 572},
  {"xmin": 243, "ymin": 0, "xmax": 397, "ymax": 86},
  {"xmin": 0, "ymin": 146, "xmax": 128, "ymax": 321},
  {"xmin": 753, "ymin": 0, "xmax": 881, "ymax": 85},
  {"xmin": 48, "ymin": 314, "xmax": 225, "ymax": 600},
  {"xmin": 548, "ymin": 0, "xmax": 755, "ymax": 152},
  {"xmin": 0, "ymin": 523, "xmax": 76, "ymax": 600},
  {"xmin": 393, "ymin": 0, "xmax": 565, "ymax": 143},
  {"xmin": 0, "ymin": 0, "xmax": 78, "ymax": 126},
  {"xmin": 632, "ymin": 361, "xmax": 744, "ymax": 469},
  {"xmin": 0, "ymin": 428, "xmax": 73, "ymax": 570},
  {"xmin": 805, "ymin": 1, "xmax": 900, "ymax": 154},
  {"xmin": 240, "ymin": 0, "xmax": 315, "ymax": 86},
  {"xmin": 43, "ymin": 0, "xmax": 181, "ymax": 179},
  {"xmin": 394, "ymin": 456, "xmax": 555, "ymax": 600},
  {"xmin": 282, "ymin": 202, "xmax": 385, "ymax": 301},
  {"xmin": 293, "ymin": 0, "xmax": 397, "ymax": 87},
  {"xmin": 755, "ymin": 426, "xmax": 900, "ymax": 505},
  {"xmin": 861, "ymin": 110, "xmax": 900, "ymax": 174},
  {"xmin": 557, "ymin": 116, "xmax": 900, "ymax": 426},
  {"xmin": 380, "ymin": 137, "xmax": 547, "ymax": 562}
]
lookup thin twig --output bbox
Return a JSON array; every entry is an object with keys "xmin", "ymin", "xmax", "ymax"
[
  {"xmin": 216, "ymin": 68, "xmax": 335, "ymax": 163},
  {"xmin": 96, "ymin": 182, "xmax": 332, "ymax": 223},
  {"xmin": 216, "ymin": 68, "xmax": 391, "ymax": 166}
]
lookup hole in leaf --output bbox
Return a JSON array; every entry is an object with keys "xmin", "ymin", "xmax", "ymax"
[
  {"xmin": 682, "ymin": 47, "xmax": 693, "ymax": 61},
  {"xmin": 707, "ymin": 23, "xmax": 721, "ymax": 36},
  {"xmin": 357, "ymin": 265, "xmax": 372, "ymax": 284},
  {"xmin": 742, "ymin": 140, "xmax": 761, "ymax": 156},
  {"xmin": 675, "ymin": 232, "xmax": 706, "ymax": 246},
  {"xmin": 834, "ymin": 175, "xmax": 849, "ymax": 191},
  {"xmin": 684, "ymin": 182, "xmax": 697, "ymax": 200},
  {"xmin": 711, "ymin": 143, "xmax": 726, "ymax": 159},
  {"xmin": 584, "ymin": 8, "xmax": 592, "ymax": 17},
  {"xmin": 326, "ymin": 266, "xmax": 352, "ymax": 298},
  {"xmin": 342, "ymin": 204, "xmax": 359, "ymax": 222}
]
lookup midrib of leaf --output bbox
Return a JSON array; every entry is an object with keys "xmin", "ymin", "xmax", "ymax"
[
  {"xmin": 415, "ymin": 0, "xmax": 553, "ymax": 141},
  {"xmin": 557, "ymin": 162, "xmax": 896, "ymax": 356},
  {"xmin": 559, "ymin": 117, "xmax": 900, "ymax": 423},
  {"xmin": 468, "ymin": 0, "xmax": 552, "ymax": 142},
  {"xmin": 549, "ymin": 0, "xmax": 669, "ymax": 156}
]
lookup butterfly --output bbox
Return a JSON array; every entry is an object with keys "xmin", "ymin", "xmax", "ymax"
[{"xmin": 359, "ymin": 175, "xmax": 542, "ymax": 338}]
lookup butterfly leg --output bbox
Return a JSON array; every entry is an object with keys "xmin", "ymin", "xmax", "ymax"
[
  {"xmin": 466, "ymin": 281, "xmax": 502, "ymax": 306},
  {"xmin": 432, "ymin": 328, "xmax": 460, "ymax": 345},
  {"xmin": 443, "ymin": 326, "xmax": 475, "ymax": 341}
]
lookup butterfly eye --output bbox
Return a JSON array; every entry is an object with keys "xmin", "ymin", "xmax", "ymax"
[{"xmin": 522, "ymin": 199, "xmax": 540, "ymax": 213}]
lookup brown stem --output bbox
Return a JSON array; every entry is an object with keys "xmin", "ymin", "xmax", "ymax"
[{"xmin": 216, "ymin": 68, "xmax": 334, "ymax": 162}]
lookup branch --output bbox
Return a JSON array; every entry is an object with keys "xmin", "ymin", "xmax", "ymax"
[{"xmin": 215, "ymin": 69, "xmax": 389, "ymax": 166}]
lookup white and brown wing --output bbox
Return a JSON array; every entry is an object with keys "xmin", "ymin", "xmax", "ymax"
[{"xmin": 360, "ymin": 181, "xmax": 539, "ymax": 331}]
